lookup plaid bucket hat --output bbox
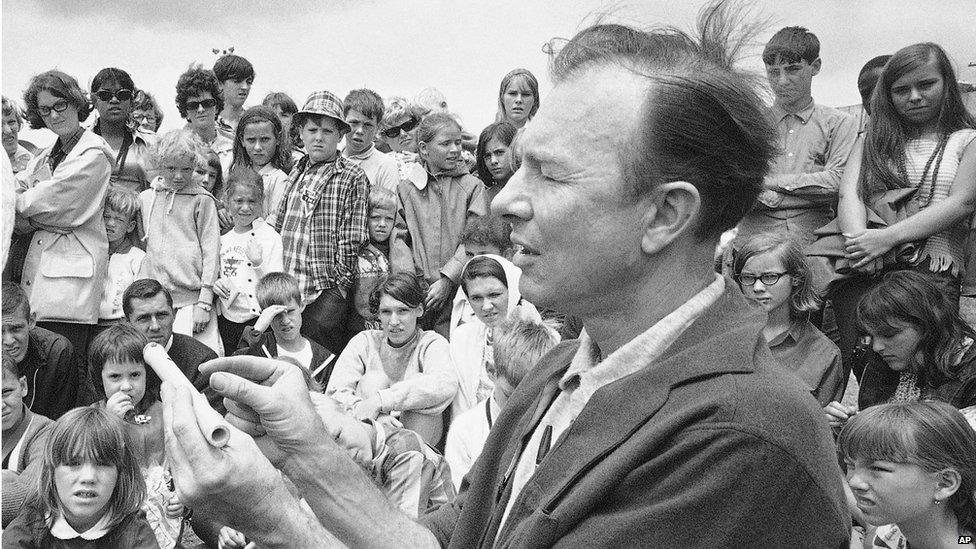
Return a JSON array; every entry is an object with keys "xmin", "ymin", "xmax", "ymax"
[{"xmin": 296, "ymin": 90, "xmax": 350, "ymax": 132}]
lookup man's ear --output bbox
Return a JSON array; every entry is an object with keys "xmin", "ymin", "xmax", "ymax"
[
  {"xmin": 27, "ymin": 312, "xmax": 36, "ymax": 331},
  {"xmin": 639, "ymin": 181, "xmax": 701, "ymax": 255},
  {"xmin": 810, "ymin": 58, "xmax": 822, "ymax": 76}
]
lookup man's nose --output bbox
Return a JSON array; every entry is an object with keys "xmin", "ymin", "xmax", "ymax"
[
  {"xmin": 909, "ymin": 87, "xmax": 923, "ymax": 102},
  {"xmin": 149, "ymin": 316, "xmax": 160, "ymax": 331}
]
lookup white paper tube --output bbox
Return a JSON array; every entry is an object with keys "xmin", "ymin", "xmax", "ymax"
[{"xmin": 144, "ymin": 342, "xmax": 231, "ymax": 447}]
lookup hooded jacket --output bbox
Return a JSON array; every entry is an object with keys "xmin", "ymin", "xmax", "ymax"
[
  {"xmin": 16, "ymin": 130, "xmax": 113, "ymax": 324},
  {"xmin": 138, "ymin": 177, "xmax": 220, "ymax": 308}
]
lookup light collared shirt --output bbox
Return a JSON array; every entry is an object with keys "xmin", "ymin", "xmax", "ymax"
[
  {"xmin": 499, "ymin": 274, "xmax": 726, "ymax": 529},
  {"xmin": 737, "ymin": 100, "xmax": 857, "ymax": 245},
  {"xmin": 342, "ymin": 144, "xmax": 400, "ymax": 193},
  {"xmin": 49, "ymin": 512, "xmax": 112, "ymax": 540}
]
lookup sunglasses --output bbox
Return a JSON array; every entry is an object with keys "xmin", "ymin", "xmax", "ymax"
[
  {"xmin": 95, "ymin": 88, "xmax": 134, "ymax": 102},
  {"xmin": 37, "ymin": 100, "xmax": 70, "ymax": 117},
  {"xmin": 381, "ymin": 117, "xmax": 419, "ymax": 138},
  {"xmin": 186, "ymin": 98, "xmax": 217, "ymax": 111}
]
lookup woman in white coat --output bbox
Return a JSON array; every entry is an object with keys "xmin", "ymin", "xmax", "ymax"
[{"xmin": 15, "ymin": 70, "xmax": 113, "ymax": 362}]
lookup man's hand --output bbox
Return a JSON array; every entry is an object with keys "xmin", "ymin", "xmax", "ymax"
[
  {"xmin": 200, "ymin": 355, "xmax": 328, "ymax": 468},
  {"xmin": 161, "ymin": 381, "xmax": 296, "ymax": 534},
  {"xmin": 105, "ymin": 391, "xmax": 134, "ymax": 419},
  {"xmin": 165, "ymin": 494, "xmax": 184, "ymax": 519},
  {"xmin": 424, "ymin": 276, "xmax": 453, "ymax": 311},
  {"xmin": 253, "ymin": 305, "xmax": 288, "ymax": 334}
]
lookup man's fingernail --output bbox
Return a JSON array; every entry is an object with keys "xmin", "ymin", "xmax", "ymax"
[{"xmin": 210, "ymin": 373, "xmax": 226, "ymax": 391}]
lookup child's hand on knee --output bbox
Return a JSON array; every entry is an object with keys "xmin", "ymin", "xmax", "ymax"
[{"xmin": 217, "ymin": 526, "xmax": 254, "ymax": 549}]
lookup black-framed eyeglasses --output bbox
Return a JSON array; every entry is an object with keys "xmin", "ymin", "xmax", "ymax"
[
  {"xmin": 95, "ymin": 88, "xmax": 134, "ymax": 102},
  {"xmin": 37, "ymin": 100, "xmax": 70, "ymax": 117},
  {"xmin": 381, "ymin": 117, "xmax": 419, "ymax": 138},
  {"xmin": 734, "ymin": 272, "xmax": 789, "ymax": 286},
  {"xmin": 186, "ymin": 98, "xmax": 217, "ymax": 111}
]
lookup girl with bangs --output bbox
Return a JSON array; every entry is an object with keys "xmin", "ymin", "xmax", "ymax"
[
  {"xmin": 839, "ymin": 401, "xmax": 976, "ymax": 549},
  {"xmin": 2, "ymin": 407, "xmax": 158, "ymax": 547},
  {"xmin": 824, "ymin": 271, "xmax": 976, "ymax": 429},
  {"xmin": 495, "ymin": 68, "xmax": 540, "ymax": 129},
  {"xmin": 230, "ymin": 106, "xmax": 292, "ymax": 227},
  {"xmin": 835, "ymin": 42, "xmax": 976, "ymax": 380}
]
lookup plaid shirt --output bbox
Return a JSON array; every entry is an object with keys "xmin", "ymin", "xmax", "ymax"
[
  {"xmin": 275, "ymin": 153, "xmax": 369, "ymax": 304},
  {"xmin": 47, "ymin": 127, "xmax": 85, "ymax": 172}
]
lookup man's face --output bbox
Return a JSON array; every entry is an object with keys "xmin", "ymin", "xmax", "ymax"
[
  {"xmin": 491, "ymin": 66, "xmax": 650, "ymax": 315},
  {"xmin": 765, "ymin": 55, "xmax": 820, "ymax": 107},
  {"xmin": 126, "ymin": 293, "xmax": 175, "ymax": 346},
  {"xmin": 2, "ymin": 307, "xmax": 33, "ymax": 363},
  {"xmin": 301, "ymin": 117, "xmax": 343, "ymax": 164}
]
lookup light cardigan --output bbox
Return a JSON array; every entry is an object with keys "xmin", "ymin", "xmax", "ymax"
[
  {"xmin": 326, "ymin": 329, "xmax": 458, "ymax": 416},
  {"xmin": 16, "ymin": 130, "xmax": 113, "ymax": 323}
]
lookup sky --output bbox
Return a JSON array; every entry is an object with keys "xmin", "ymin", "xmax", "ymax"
[{"xmin": 3, "ymin": 0, "xmax": 975, "ymax": 148}]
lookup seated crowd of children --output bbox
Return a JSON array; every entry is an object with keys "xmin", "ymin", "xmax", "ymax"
[{"xmin": 2, "ymin": 47, "xmax": 975, "ymax": 548}]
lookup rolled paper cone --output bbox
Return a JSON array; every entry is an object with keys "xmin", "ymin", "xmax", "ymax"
[{"xmin": 143, "ymin": 342, "xmax": 231, "ymax": 448}]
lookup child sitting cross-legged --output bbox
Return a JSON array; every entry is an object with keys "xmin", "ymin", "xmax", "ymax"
[
  {"xmin": 235, "ymin": 272, "xmax": 337, "ymax": 387},
  {"xmin": 88, "ymin": 323, "xmax": 185, "ymax": 548},
  {"xmin": 445, "ymin": 309, "xmax": 559, "ymax": 488}
]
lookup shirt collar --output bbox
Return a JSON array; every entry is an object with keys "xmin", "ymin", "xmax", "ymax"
[
  {"xmin": 559, "ymin": 274, "xmax": 726, "ymax": 400},
  {"xmin": 53, "ymin": 127, "xmax": 85, "ymax": 154},
  {"xmin": 164, "ymin": 335, "xmax": 174, "ymax": 352},
  {"xmin": 771, "ymin": 99, "xmax": 816, "ymax": 124},
  {"xmin": 48, "ymin": 512, "xmax": 113, "ymax": 540},
  {"xmin": 344, "ymin": 144, "xmax": 375, "ymax": 161},
  {"xmin": 766, "ymin": 319, "xmax": 805, "ymax": 348}
]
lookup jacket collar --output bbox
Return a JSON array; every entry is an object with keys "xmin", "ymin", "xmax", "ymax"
[{"xmin": 496, "ymin": 276, "xmax": 766, "ymax": 537}]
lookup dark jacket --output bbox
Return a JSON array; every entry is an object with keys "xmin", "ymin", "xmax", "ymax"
[
  {"xmin": 858, "ymin": 345, "xmax": 976, "ymax": 409},
  {"xmin": 169, "ymin": 333, "xmax": 221, "ymax": 412},
  {"xmin": 234, "ymin": 326, "xmax": 337, "ymax": 387},
  {"xmin": 421, "ymin": 279, "xmax": 850, "ymax": 548},
  {"xmin": 17, "ymin": 328, "xmax": 77, "ymax": 420},
  {"xmin": 2, "ymin": 507, "xmax": 159, "ymax": 548}
]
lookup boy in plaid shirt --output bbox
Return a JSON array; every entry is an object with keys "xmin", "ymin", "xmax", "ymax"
[{"xmin": 274, "ymin": 91, "xmax": 369, "ymax": 354}]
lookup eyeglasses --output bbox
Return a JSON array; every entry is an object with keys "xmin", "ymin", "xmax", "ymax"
[
  {"xmin": 381, "ymin": 117, "xmax": 419, "ymax": 138},
  {"xmin": 37, "ymin": 100, "xmax": 70, "ymax": 117},
  {"xmin": 185, "ymin": 98, "xmax": 217, "ymax": 111},
  {"xmin": 95, "ymin": 88, "xmax": 134, "ymax": 102},
  {"xmin": 734, "ymin": 272, "xmax": 789, "ymax": 286}
]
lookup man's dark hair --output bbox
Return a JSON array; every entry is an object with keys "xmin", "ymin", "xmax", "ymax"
[
  {"xmin": 857, "ymin": 54, "xmax": 891, "ymax": 112},
  {"xmin": 213, "ymin": 54, "xmax": 255, "ymax": 83},
  {"xmin": 122, "ymin": 279, "xmax": 173, "ymax": 318},
  {"xmin": 550, "ymin": 2, "xmax": 776, "ymax": 239},
  {"xmin": 762, "ymin": 26, "xmax": 820, "ymax": 65},
  {"xmin": 1, "ymin": 281, "xmax": 30, "ymax": 319}
]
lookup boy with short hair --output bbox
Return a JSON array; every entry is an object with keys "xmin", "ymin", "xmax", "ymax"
[
  {"xmin": 449, "ymin": 214, "xmax": 513, "ymax": 336},
  {"xmin": 274, "ymin": 91, "xmax": 369, "ymax": 355},
  {"xmin": 342, "ymin": 89, "xmax": 399, "ymax": 192},
  {"xmin": 1, "ymin": 282, "xmax": 78, "ymax": 419},
  {"xmin": 213, "ymin": 54, "xmax": 255, "ymax": 140},
  {"xmin": 353, "ymin": 187, "xmax": 395, "ymax": 330},
  {"xmin": 1, "ymin": 354, "xmax": 53, "ymax": 528},
  {"xmin": 98, "ymin": 186, "xmax": 146, "ymax": 328},
  {"xmin": 236, "ymin": 272, "xmax": 337, "ymax": 386},
  {"xmin": 444, "ymin": 313, "xmax": 559, "ymax": 488},
  {"xmin": 139, "ymin": 129, "xmax": 222, "ymax": 355}
]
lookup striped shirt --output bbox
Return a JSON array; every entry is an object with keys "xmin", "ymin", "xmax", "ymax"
[{"xmin": 275, "ymin": 153, "xmax": 369, "ymax": 304}]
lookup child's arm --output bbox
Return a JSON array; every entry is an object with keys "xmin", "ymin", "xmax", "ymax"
[
  {"xmin": 194, "ymin": 196, "xmax": 221, "ymax": 332},
  {"xmin": 324, "ymin": 332, "xmax": 371, "ymax": 412},
  {"xmin": 440, "ymin": 183, "xmax": 488, "ymax": 284},
  {"xmin": 333, "ymin": 174, "xmax": 369, "ymax": 296},
  {"xmin": 376, "ymin": 336, "xmax": 458, "ymax": 414},
  {"xmin": 389, "ymin": 188, "xmax": 415, "ymax": 275}
]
